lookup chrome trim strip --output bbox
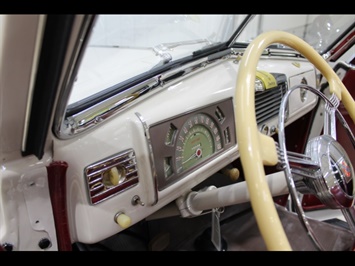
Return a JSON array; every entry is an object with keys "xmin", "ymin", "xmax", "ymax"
[
  {"xmin": 58, "ymin": 54, "xmax": 230, "ymax": 139},
  {"xmin": 135, "ymin": 112, "xmax": 158, "ymax": 206},
  {"xmin": 56, "ymin": 42, "xmax": 306, "ymax": 139},
  {"xmin": 62, "ymin": 77, "xmax": 161, "ymax": 137}
]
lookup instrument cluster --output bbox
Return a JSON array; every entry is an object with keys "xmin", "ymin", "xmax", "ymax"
[{"xmin": 149, "ymin": 98, "xmax": 237, "ymax": 190}]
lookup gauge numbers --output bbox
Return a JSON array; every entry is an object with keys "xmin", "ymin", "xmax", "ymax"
[
  {"xmin": 165, "ymin": 124, "xmax": 177, "ymax": 146},
  {"xmin": 175, "ymin": 113, "xmax": 222, "ymax": 174}
]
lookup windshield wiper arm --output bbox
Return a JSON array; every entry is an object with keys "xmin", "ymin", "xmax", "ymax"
[
  {"xmin": 151, "ymin": 52, "xmax": 172, "ymax": 69},
  {"xmin": 153, "ymin": 39, "xmax": 212, "ymax": 54},
  {"xmin": 151, "ymin": 39, "xmax": 212, "ymax": 69}
]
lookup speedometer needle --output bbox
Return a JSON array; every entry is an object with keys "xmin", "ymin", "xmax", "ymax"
[
  {"xmin": 182, "ymin": 148, "xmax": 202, "ymax": 165},
  {"xmin": 182, "ymin": 153, "xmax": 197, "ymax": 165}
]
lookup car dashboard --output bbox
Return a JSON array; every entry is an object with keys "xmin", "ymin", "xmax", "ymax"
[{"xmin": 53, "ymin": 50, "xmax": 318, "ymax": 244}]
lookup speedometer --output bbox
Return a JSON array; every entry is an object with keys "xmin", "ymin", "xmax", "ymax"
[
  {"xmin": 175, "ymin": 113, "xmax": 222, "ymax": 174},
  {"xmin": 148, "ymin": 98, "xmax": 236, "ymax": 191}
]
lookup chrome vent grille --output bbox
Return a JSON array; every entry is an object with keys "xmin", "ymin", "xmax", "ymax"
[
  {"xmin": 256, "ymin": 76, "xmax": 287, "ymax": 125},
  {"xmin": 85, "ymin": 149, "xmax": 139, "ymax": 204}
]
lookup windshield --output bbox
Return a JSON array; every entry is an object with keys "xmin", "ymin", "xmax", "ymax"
[{"xmin": 68, "ymin": 14, "xmax": 354, "ymax": 106}]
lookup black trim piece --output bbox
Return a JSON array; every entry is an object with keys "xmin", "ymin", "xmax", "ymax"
[
  {"xmin": 192, "ymin": 42, "xmax": 228, "ymax": 56},
  {"xmin": 22, "ymin": 15, "xmax": 75, "ymax": 159}
]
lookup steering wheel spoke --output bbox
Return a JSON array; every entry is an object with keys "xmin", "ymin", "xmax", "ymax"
[
  {"xmin": 278, "ymin": 150, "xmax": 320, "ymax": 171},
  {"xmin": 277, "ymin": 148, "xmax": 321, "ymax": 194}
]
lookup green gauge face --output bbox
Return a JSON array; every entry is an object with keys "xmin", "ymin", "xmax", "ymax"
[{"xmin": 175, "ymin": 113, "xmax": 222, "ymax": 174}]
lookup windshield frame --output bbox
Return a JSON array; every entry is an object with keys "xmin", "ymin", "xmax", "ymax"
[{"xmin": 53, "ymin": 14, "xmax": 355, "ymax": 140}]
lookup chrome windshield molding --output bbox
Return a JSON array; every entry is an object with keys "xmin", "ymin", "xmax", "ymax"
[
  {"xmin": 59, "ymin": 77, "xmax": 161, "ymax": 139},
  {"xmin": 135, "ymin": 112, "xmax": 158, "ymax": 206},
  {"xmin": 159, "ymin": 58, "xmax": 214, "ymax": 84},
  {"xmin": 159, "ymin": 52, "xmax": 233, "ymax": 86},
  {"xmin": 57, "ymin": 50, "xmax": 234, "ymax": 139}
]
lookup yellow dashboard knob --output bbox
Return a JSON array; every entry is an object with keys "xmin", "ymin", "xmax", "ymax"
[
  {"xmin": 114, "ymin": 212, "xmax": 131, "ymax": 229},
  {"xmin": 109, "ymin": 167, "xmax": 120, "ymax": 186},
  {"xmin": 221, "ymin": 167, "xmax": 240, "ymax": 181}
]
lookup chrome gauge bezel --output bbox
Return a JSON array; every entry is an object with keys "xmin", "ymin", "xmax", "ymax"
[{"xmin": 149, "ymin": 98, "xmax": 236, "ymax": 191}]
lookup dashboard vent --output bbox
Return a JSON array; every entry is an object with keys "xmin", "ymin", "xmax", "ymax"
[
  {"xmin": 255, "ymin": 73, "xmax": 287, "ymax": 124},
  {"xmin": 84, "ymin": 149, "xmax": 139, "ymax": 204}
]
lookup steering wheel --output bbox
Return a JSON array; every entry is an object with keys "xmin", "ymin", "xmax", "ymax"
[{"xmin": 234, "ymin": 30, "xmax": 355, "ymax": 251}]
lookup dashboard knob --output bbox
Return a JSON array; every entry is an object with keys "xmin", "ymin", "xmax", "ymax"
[
  {"xmin": 270, "ymin": 126, "xmax": 278, "ymax": 134},
  {"xmin": 221, "ymin": 167, "xmax": 240, "ymax": 181},
  {"xmin": 114, "ymin": 212, "xmax": 131, "ymax": 229}
]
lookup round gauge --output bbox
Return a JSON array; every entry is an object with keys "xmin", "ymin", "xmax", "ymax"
[{"xmin": 175, "ymin": 113, "xmax": 222, "ymax": 174}]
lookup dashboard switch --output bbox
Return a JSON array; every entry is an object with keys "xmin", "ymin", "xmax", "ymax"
[{"xmin": 132, "ymin": 195, "xmax": 145, "ymax": 206}]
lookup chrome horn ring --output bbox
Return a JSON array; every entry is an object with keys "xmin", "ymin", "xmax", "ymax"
[{"xmin": 278, "ymin": 84, "xmax": 355, "ymax": 250}]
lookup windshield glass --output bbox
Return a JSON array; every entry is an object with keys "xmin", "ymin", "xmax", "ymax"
[{"xmin": 68, "ymin": 14, "xmax": 354, "ymax": 106}]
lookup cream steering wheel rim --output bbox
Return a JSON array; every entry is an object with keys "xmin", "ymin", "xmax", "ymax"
[{"xmin": 234, "ymin": 30, "xmax": 355, "ymax": 251}]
